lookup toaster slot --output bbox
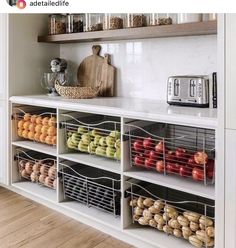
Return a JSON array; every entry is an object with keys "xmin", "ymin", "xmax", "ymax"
[
  {"xmin": 174, "ymin": 79, "xmax": 180, "ymax": 96},
  {"xmin": 189, "ymin": 79, "xmax": 196, "ymax": 97}
]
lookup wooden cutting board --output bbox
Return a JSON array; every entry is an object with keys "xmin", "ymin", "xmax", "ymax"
[{"xmin": 77, "ymin": 45, "xmax": 115, "ymax": 97}]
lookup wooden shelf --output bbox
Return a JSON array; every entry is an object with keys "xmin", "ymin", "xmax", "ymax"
[{"xmin": 38, "ymin": 21, "xmax": 217, "ymax": 44}]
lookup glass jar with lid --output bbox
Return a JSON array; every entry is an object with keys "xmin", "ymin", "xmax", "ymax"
[
  {"xmin": 48, "ymin": 14, "xmax": 66, "ymax": 35},
  {"xmin": 85, "ymin": 13, "xmax": 104, "ymax": 32},
  {"xmin": 150, "ymin": 13, "xmax": 173, "ymax": 26},
  {"xmin": 66, "ymin": 14, "xmax": 85, "ymax": 33},
  {"xmin": 105, "ymin": 14, "xmax": 125, "ymax": 30},
  {"xmin": 126, "ymin": 14, "xmax": 149, "ymax": 28}
]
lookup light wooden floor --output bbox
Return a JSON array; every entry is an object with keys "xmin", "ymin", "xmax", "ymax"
[{"xmin": 0, "ymin": 187, "xmax": 134, "ymax": 248}]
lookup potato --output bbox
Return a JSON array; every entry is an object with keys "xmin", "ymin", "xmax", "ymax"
[
  {"xmin": 143, "ymin": 209, "xmax": 153, "ymax": 220},
  {"xmin": 130, "ymin": 198, "xmax": 138, "ymax": 207},
  {"xmin": 164, "ymin": 205, "xmax": 178, "ymax": 219},
  {"xmin": 48, "ymin": 165, "xmax": 56, "ymax": 180},
  {"xmin": 44, "ymin": 176, "xmax": 53, "ymax": 188},
  {"xmin": 163, "ymin": 212, "xmax": 170, "ymax": 222},
  {"xmin": 163, "ymin": 225, "xmax": 173, "ymax": 235},
  {"xmin": 134, "ymin": 207, "xmax": 143, "ymax": 216},
  {"xmin": 190, "ymin": 221, "xmax": 199, "ymax": 232},
  {"xmin": 143, "ymin": 198, "xmax": 154, "ymax": 207},
  {"xmin": 148, "ymin": 206, "xmax": 161, "ymax": 214},
  {"xmin": 52, "ymin": 136, "xmax": 57, "ymax": 145},
  {"xmin": 33, "ymin": 162, "xmax": 41, "ymax": 173},
  {"xmin": 25, "ymin": 162, "xmax": 33, "ymax": 174},
  {"xmin": 157, "ymin": 223, "xmax": 164, "ymax": 231},
  {"xmin": 22, "ymin": 130, "xmax": 28, "ymax": 139},
  {"xmin": 199, "ymin": 223, "xmax": 206, "ymax": 230},
  {"xmin": 39, "ymin": 134, "xmax": 47, "ymax": 143},
  {"xmin": 168, "ymin": 219, "xmax": 181, "ymax": 229},
  {"xmin": 133, "ymin": 214, "xmax": 139, "ymax": 221},
  {"xmin": 47, "ymin": 126, "xmax": 57, "ymax": 136},
  {"xmin": 206, "ymin": 226, "xmax": 215, "ymax": 237},
  {"xmin": 199, "ymin": 215, "xmax": 213, "ymax": 227},
  {"xmin": 154, "ymin": 200, "xmax": 164, "ymax": 211},
  {"xmin": 45, "ymin": 136, "xmax": 53, "ymax": 145},
  {"xmin": 17, "ymin": 120, "xmax": 25, "ymax": 130},
  {"xmin": 23, "ymin": 113, "xmax": 31, "ymax": 121},
  {"xmin": 30, "ymin": 172, "xmax": 39, "ymax": 182},
  {"xmin": 23, "ymin": 121, "xmax": 31, "ymax": 130},
  {"xmin": 177, "ymin": 215, "xmax": 189, "ymax": 227},
  {"xmin": 29, "ymin": 123, "xmax": 36, "ymax": 132},
  {"xmin": 173, "ymin": 228, "xmax": 182, "ymax": 238},
  {"xmin": 138, "ymin": 217, "xmax": 149, "ymax": 226},
  {"xmin": 42, "ymin": 117, "xmax": 50, "ymax": 126},
  {"xmin": 39, "ymin": 174, "xmax": 46, "ymax": 184},
  {"xmin": 40, "ymin": 164, "xmax": 49, "ymax": 176},
  {"xmin": 154, "ymin": 214, "xmax": 165, "ymax": 225},
  {"xmin": 30, "ymin": 115, "xmax": 37, "ymax": 123},
  {"xmin": 28, "ymin": 131, "xmax": 35, "ymax": 140},
  {"xmin": 196, "ymin": 230, "xmax": 211, "ymax": 243},
  {"xmin": 21, "ymin": 169, "xmax": 28, "ymax": 178},
  {"xmin": 35, "ymin": 124, "xmax": 43, "ymax": 134},
  {"xmin": 48, "ymin": 117, "xmax": 56, "ymax": 127},
  {"xmin": 149, "ymin": 219, "xmax": 157, "ymax": 228},
  {"xmin": 17, "ymin": 129, "xmax": 23, "ymax": 137},
  {"xmin": 41, "ymin": 125, "xmax": 49, "ymax": 135},
  {"xmin": 183, "ymin": 211, "xmax": 200, "ymax": 223},
  {"xmin": 137, "ymin": 197, "xmax": 144, "ymax": 208},
  {"xmin": 36, "ymin": 116, "xmax": 42, "ymax": 125},
  {"xmin": 205, "ymin": 238, "xmax": 214, "ymax": 247},
  {"xmin": 189, "ymin": 235, "xmax": 203, "ymax": 248},
  {"xmin": 182, "ymin": 226, "xmax": 192, "ymax": 239}
]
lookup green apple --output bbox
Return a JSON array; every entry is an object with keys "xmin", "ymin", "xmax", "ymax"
[
  {"xmin": 77, "ymin": 126, "xmax": 88, "ymax": 134},
  {"xmin": 95, "ymin": 146, "xmax": 106, "ymax": 156},
  {"xmin": 94, "ymin": 135, "xmax": 102, "ymax": 146},
  {"xmin": 91, "ymin": 129, "xmax": 100, "ymax": 137},
  {"xmin": 67, "ymin": 137, "xmax": 77, "ymax": 149},
  {"xmin": 114, "ymin": 148, "xmax": 121, "ymax": 160},
  {"xmin": 81, "ymin": 133, "xmax": 91, "ymax": 145},
  {"xmin": 109, "ymin": 130, "xmax": 121, "ymax": 139},
  {"xmin": 99, "ymin": 137, "xmax": 107, "ymax": 147},
  {"xmin": 78, "ymin": 140, "xmax": 88, "ymax": 152},
  {"xmin": 115, "ymin": 139, "xmax": 121, "ymax": 149},
  {"xmin": 106, "ymin": 136, "xmax": 115, "ymax": 147},
  {"xmin": 106, "ymin": 147, "xmax": 116, "ymax": 158},
  {"xmin": 88, "ymin": 141, "xmax": 96, "ymax": 154},
  {"xmin": 71, "ymin": 132, "xmax": 81, "ymax": 145}
]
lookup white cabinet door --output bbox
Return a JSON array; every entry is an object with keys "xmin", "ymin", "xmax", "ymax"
[
  {"xmin": 0, "ymin": 100, "xmax": 7, "ymax": 185},
  {"xmin": 226, "ymin": 14, "xmax": 236, "ymax": 129},
  {"xmin": 225, "ymin": 129, "xmax": 236, "ymax": 248},
  {"xmin": 0, "ymin": 14, "xmax": 8, "ymax": 100}
]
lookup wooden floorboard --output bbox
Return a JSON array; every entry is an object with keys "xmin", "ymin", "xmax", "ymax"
[{"xmin": 0, "ymin": 187, "xmax": 134, "ymax": 248}]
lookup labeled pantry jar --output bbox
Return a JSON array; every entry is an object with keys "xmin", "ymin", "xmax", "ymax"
[
  {"xmin": 126, "ymin": 14, "xmax": 149, "ymax": 28},
  {"xmin": 150, "ymin": 13, "xmax": 174, "ymax": 26},
  {"xmin": 106, "ymin": 14, "xmax": 125, "ymax": 30},
  {"xmin": 49, "ymin": 14, "xmax": 66, "ymax": 35},
  {"xmin": 85, "ymin": 13, "xmax": 104, "ymax": 32},
  {"xmin": 66, "ymin": 14, "xmax": 84, "ymax": 33}
]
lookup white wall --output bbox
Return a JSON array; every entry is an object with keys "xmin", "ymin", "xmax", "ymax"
[{"xmin": 60, "ymin": 35, "xmax": 217, "ymax": 100}]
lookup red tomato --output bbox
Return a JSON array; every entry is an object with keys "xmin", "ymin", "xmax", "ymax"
[
  {"xmin": 192, "ymin": 167, "xmax": 205, "ymax": 181},
  {"xmin": 145, "ymin": 158, "xmax": 155, "ymax": 168},
  {"xmin": 179, "ymin": 165, "xmax": 192, "ymax": 177},
  {"xmin": 143, "ymin": 137, "xmax": 154, "ymax": 150},
  {"xmin": 133, "ymin": 139, "xmax": 144, "ymax": 153},
  {"xmin": 156, "ymin": 160, "xmax": 165, "ymax": 173},
  {"xmin": 134, "ymin": 155, "xmax": 144, "ymax": 167}
]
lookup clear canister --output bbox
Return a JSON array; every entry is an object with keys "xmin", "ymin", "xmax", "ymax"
[
  {"xmin": 66, "ymin": 14, "xmax": 84, "ymax": 33},
  {"xmin": 150, "ymin": 13, "xmax": 173, "ymax": 26},
  {"xmin": 126, "ymin": 14, "xmax": 149, "ymax": 28},
  {"xmin": 49, "ymin": 14, "xmax": 66, "ymax": 35},
  {"xmin": 106, "ymin": 13, "xmax": 125, "ymax": 30},
  {"xmin": 85, "ymin": 13, "xmax": 104, "ymax": 32}
]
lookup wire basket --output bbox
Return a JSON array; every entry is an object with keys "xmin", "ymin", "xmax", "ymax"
[
  {"xmin": 15, "ymin": 149, "xmax": 57, "ymax": 190},
  {"xmin": 126, "ymin": 179, "xmax": 215, "ymax": 247},
  {"xmin": 13, "ymin": 107, "xmax": 57, "ymax": 146},
  {"xmin": 59, "ymin": 161, "xmax": 121, "ymax": 216},
  {"xmin": 61, "ymin": 114, "xmax": 121, "ymax": 161},
  {"xmin": 55, "ymin": 82, "xmax": 100, "ymax": 99},
  {"xmin": 124, "ymin": 121, "xmax": 215, "ymax": 185}
]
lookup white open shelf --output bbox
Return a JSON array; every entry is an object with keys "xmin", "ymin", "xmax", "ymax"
[
  {"xmin": 124, "ymin": 167, "xmax": 215, "ymax": 200},
  {"xmin": 125, "ymin": 224, "xmax": 192, "ymax": 248},
  {"xmin": 61, "ymin": 201, "xmax": 121, "ymax": 230},
  {"xmin": 59, "ymin": 153, "xmax": 121, "ymax": 174},
  {"xmin": 12, "ymin": 140, "xmax": 57, "ymax": 156},
  {"xmin": 12, "ymin": 181, "xmax": 57, "ymax": 203}
]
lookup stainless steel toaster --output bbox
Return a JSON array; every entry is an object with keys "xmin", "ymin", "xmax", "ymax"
[{"xmin": 167, "ymin": 76, "xmax": 209, "ymax": 107}]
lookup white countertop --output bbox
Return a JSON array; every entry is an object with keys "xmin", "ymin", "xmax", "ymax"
[{"xmin": 10, "ymin": 95, "xmax": 217, "ymax": 129}]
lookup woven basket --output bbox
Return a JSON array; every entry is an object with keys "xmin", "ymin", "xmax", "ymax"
[{"xmin": 55, "ymin": 82, "xmax": 100, "ymax": 99}]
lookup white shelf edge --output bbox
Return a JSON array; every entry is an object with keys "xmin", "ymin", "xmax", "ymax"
[
  {"xmin": 12, "ymin": 181, "xmax": 57, "ymax": 203},
  {"xmin": 59, "ymin": 153, "xmax": 121, "ymax": 174},
  {"xmin": 12, "ymin": 140, "xmax": 57, "ymax": 156},
  {"xmin": 124, "ymin": 169, "xmax": 215, "ymax": 200}
]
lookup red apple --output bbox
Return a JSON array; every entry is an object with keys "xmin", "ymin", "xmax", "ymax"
[
  {"xmin": 134, "ymin": 155, "xmax": 144, "ymax": 167},
  {"xmin": 133, "ymin": 139, "xmax": 144, "ymax": 153},
  {"xmin": 155, "ymin": 141, "xmax": 166, "ymax": 153},
  {"xmin": 145, "ymin": 158, "xmax": 155, "ymax": 168},
  {"xmin": 175, "ymin": 148, "xmax": 188, "ymax": 162},
  {"xmin": 166, "ymin": 163, "xmax": 176, "ymax": 174},
  {"xmin": 187, "ymin": 157, "xmax": 198, "ymax": 168},
  {"xmin": 194, "ymin": 151, "xmax": 208, "ymax": 165},
  {"xmin": 179, "ymin": 165, "xmax": 192, "ymax": 177},
  {"xmin": 166, "ymin": 150, "xmax": 176, "ymax": 163},
  {"xmin": 173, "ymin": 163, "xmax": 181, "ymax": 174},
  {"xmin": 192, "ymin": 167, "xmax": 205, "ymax": 181},
  {"xmin": 156, "ymin": 160, "xmax": 165, "ymax": 173},
  {"xmin": 149, "ymin": 150, "xmax": 157, "ymax": 160},
  {"xmin": 143, "ymin": 137, "xmax": 154, "ymax": 150}
]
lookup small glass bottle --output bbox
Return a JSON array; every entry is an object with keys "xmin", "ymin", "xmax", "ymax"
[
  {"xmin": 66, "ymin": 14, "xmax": 84, "ymax": 33},
  {"xmin": 49, "ymin": 14, "xmax": 66, "ymax": 35},
  {"xmin": 85, "ymin": 13, "xmax": 104, "ymax": 32},
  {"xmin": 126, "ymin": 14, "xmax": 148, "ymax": 28},
  {"xmin": 106, "ymin": 13, "xmax": 125, "ymax": 30}
]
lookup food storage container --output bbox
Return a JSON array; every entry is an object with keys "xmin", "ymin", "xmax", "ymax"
[
  {"xmin": 178, "ymin": 13, "xmax": 202, "ymax": 24},
  {"xmin": 150, "ymin": 13, "xmax": 173, "ymax": 26},
  {"xmin": 49, "ymin": 14, "xmax": 66, "ymax": 35},
  {"xmin": 85, "ymin": 13, "xmax": 104, "ymax": 32},
  {"xmin": 126, "ymin": 14, "xmax": 149, "ymax": 28},
  {"xmin": 66, "ymin": 14, "xmax": 84, "ymax": 33},
  {"xmin": 202, "ymin": 13, "xmax": 217, "ymax": 21},
  {"xmin": 106, "ymin": 13, "xmax": 125, "ymax": 30}
]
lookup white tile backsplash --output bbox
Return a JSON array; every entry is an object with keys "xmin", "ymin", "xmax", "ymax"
[{"xmin": 60, "ymin": 35, "xmax": 217, "ymax": 101}]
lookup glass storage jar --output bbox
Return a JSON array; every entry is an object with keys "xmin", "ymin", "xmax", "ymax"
[
  {"xmin": 150, "ymin": 13, "xmax": 173, "ymax": 26},
  {"xmin": 66, "ymin": 14, "xmax": 84, "ymax": 33},
  {"xmin": 85, "ymin": 13, "xmax": 104, "ymax": 32},
  {"xmin": 177, "ymin": 14, "xmax": 202, "ymax": 24},
  {"xmin": 126, "ymin": 14, "xmax": 149, "ymax": 28},
  {"xmin": 49, "ymin": 14, "xmax": 66, "ymax": 35},
  {"xmin": 106, "ymin": 13, "xmax": 125, "ymax": 30}
]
